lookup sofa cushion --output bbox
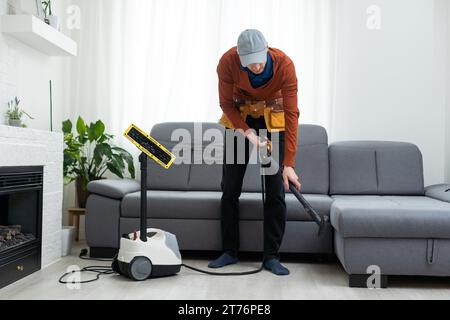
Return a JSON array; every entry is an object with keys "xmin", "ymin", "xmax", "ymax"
[
  {"xmin": 331, "ymin": 196, "xmax": 450, "ymax": 239},
  {"xmin": 329, "ymin": 141, "xmax": 425, "ymax": 196},
  {"xmin": 87, "ymin": 179, "xmax": 140, "ymax": 199},
  {"xmin": 242, "ymin": 125, "xmax": 329, "ymax": 194},
  {"xmin": 148, "ymin": 123, "xmax": 225, "ymax": 191},
  {"xmin": 121, "ymin": 191, "xmax": 332, "ymax": 221},
  {"xmin": 122, "ymin": 191, "xmax": 221, "ymax": 219},
  {"xmin": 239, "ymin": 193, "xmax": 332, "ymax": 221},
  {"xmin": 294, "ymin": 125, "xmax": 330, "ymax": 195},
  {"xmin": 188, "ymin": 124, "xmax": 224, "ymax": 191},
  {"xmin": 426, "ymin": 184, "xmax": 450, "ymax": 203}
]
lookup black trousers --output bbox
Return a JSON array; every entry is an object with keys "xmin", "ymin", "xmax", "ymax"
[{"xmin": 221, "ymin": 117, "xmax": 286, "ymax": 260}]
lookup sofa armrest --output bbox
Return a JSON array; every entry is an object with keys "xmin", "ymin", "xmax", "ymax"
[
  {"xmin": 87, "ymin": 179, "xmax": 140, "ymax": 200},
  {"xmin": 425, "ymin": 184, "xmax": 450, "ymax": 203}
]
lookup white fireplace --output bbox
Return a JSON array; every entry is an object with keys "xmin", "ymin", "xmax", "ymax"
[{"xmin": 0, "ymin": 125, "xmax": 63, "ymax": 266}]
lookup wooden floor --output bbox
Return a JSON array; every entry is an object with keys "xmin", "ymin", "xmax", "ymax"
[{"xmin": 1, "ymin": 243, "xmax": 450, "ymax": 300}]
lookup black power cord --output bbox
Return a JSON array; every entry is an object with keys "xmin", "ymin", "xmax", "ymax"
[
  {"xmin": 58, "ymin": 249, "xmax": 117, "ymax": 284},
  {"xmin": 182, "ymin": 263, "xmax": 264, "ymax": 276},
  {"xmin": 58, "ymin": 266, "xmax": 115, "ymax": 284}
]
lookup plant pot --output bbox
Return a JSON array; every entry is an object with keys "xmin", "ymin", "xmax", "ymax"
[
  {"xmin": 75, "ymin": 177, "xmax": 103, "ymax": 208},
  {"xmin": 8, "ymin": 119, "xmax": 22, "ymax": 127},
  {"xmin": 75, "ymin": 177, "xmax": 89, "ymax": 208},
  {"xmin": 45, "ymin": 15, "xmax": 60, "ymax": 30}
]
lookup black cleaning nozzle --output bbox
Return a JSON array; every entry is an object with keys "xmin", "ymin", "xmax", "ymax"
[{"xmin": 289, "ymin": 182, "xmax": 328, "ymax": 236}]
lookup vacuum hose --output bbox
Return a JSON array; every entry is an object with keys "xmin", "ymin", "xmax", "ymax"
[{"xmin": 288, "ymin": 182, "xmax": 328, "ymax": 236}]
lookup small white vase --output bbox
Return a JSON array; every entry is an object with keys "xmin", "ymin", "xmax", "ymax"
[
  {"xmin": 45, "ymin": 15, "xmax": 60, "ymax": 30},
  {"xmin": 61, "ymin": 226, "xmax": 75, "ymax": 257}
]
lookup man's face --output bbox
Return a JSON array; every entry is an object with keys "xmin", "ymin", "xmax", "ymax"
[{"xmin": 247, "ymin": 62, "xmax": 266, "ymax": 75}]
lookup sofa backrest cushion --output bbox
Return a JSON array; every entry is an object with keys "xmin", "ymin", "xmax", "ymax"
[
  {"xmin": 242, "ymin": 125, "xmax": 329, "ymax": 194},
  {"xmin": 148, "ymin": 123, "xmax": 329, "ymax": 194},
  {"xmin": 295, "ymin": 124, "xmax": 329, "ymax": 194},
  {"xmin": 329, "ymin": 141, "xmax": 425, "ymax": 196},
  {"xmin": 149, "ymin": 123, "xmax": 224, "ymax": 191}
]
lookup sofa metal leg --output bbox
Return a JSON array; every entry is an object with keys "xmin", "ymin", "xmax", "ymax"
[{"xmin": 349, "ymin": 274, "xmax": 388, "ymax": 289}]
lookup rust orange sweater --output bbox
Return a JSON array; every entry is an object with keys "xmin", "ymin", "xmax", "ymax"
[{"xmin": 217, "ymin": 47, "xmax": 300, "ymax": 167}]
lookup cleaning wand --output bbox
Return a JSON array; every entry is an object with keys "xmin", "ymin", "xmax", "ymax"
[{"xmin": 259, "ymin": 138, "xmax": 328, "ymax": 236}]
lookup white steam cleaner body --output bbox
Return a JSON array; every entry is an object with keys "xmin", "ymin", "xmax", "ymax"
[{"xmin": 112, "ymin": 228, "xmax": 182, "ymax": 280}]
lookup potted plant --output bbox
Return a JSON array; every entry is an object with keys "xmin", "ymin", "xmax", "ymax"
[
  {"xmin": 63, "ymin": 117, "xmax": 135, "ymax": 208},
  {"xmin": 42, "ymin": 0, "xmax": 59, "ymax": 30},
  {"xmin": 5, "ymin": 97, "xmax": 34, "ymax": 127}
]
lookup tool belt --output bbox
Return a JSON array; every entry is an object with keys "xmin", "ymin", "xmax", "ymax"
[{"xmin": 219, "ymin": 98, "xmax": 285, "ymax": 132}]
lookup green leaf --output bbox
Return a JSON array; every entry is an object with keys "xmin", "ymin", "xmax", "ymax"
[
  {"xmin": 64, "ymin": 133, "xmax": 74, "ymax": 143},
  {"xmin": 87, "ymin": 123, "xmax": 95, "ymax": 142},
  {"xmin": 62, "ymin": 120, "xmax": 72, "ymax": 134},
  {"xmin": 112, "ymin": 147, "xmax": 135, "ymax": 178},
  {"xmin": 107, "ymin": 162, "xmax": 124, "ymax": 179},
  {"xmin": 93, "ymin": 143, "xmax": 112, "ymax": 166},
  {"xmin": 76, "ymin": 116, "xmax": 87, "ymax": 138},
  {"xmin": 111, "ymin": 146, "xmax": 129, "ymax": 155},
  {"xmin": 65, "ymin": 150, "xmax": 81, "ymax": 162},
  {"xmin": 126, "ymin": 157, "xmax": 135, "ymax": 178},
  {"xmin": 111, "ymin": 154, "xmax": 125, "ymax": 170},
  {"xmin": 93, "ymin": 120, "xmax": 105, "ymax": 140}
]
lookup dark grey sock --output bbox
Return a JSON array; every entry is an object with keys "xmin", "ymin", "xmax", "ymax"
[
  {"xmin": 264, "ymin": 258, "xmax": 290, "ymax": 276},
  {"xmin": 208, "ymin": 252, "xmax": 239, "ymax": 269}
]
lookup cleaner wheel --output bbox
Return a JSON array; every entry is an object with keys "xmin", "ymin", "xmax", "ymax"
[{"xmin": 129, "ymin": 257, "xmax": 153, "ymax": 281}]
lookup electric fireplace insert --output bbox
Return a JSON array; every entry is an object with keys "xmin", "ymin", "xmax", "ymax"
[{"xmin": 0, "ymin": 166, "xmax": 43, "ymax": 289}]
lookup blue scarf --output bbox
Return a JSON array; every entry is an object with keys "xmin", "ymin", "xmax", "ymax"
[{"xmin": 243, "ymin": 52, "xmax": 273, "ymax": 89}]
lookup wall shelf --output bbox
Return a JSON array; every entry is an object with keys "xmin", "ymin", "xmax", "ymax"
[{"xmin": 1, "ymin": 14, "xmax": 77, "ymax": 56}]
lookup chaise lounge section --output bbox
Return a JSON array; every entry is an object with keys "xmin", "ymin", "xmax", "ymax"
[{"xmin": 329, "ymin": 142, "xmax": 450, "ymax": 287}]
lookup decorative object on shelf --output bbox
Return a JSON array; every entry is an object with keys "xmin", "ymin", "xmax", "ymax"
[
  {"xmin": 42, "ymin": 0, "xmax": 59, "ymax": 30},
  {"xmin": 5, "ymin": 97, "xmax": 34, "ymax": 127},
  {"xmin": 63, "ymin": 117, "xmax": 136, "ymax": 208}
]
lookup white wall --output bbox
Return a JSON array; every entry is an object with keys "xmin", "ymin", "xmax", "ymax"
[
  {"xmin": 0, "ymin": 0, "xmax": 71, "ymax": 131},
  {"xmin": 333, "ymin": 0, "xmax": 449, "ymax": 186}
]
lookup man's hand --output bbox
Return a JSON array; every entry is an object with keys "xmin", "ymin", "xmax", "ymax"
[
  {"xmin": 283, "ymin": 166, "xmax": 301, "ymax": 191},
  {"xmin": 246, "ymin": 131, "xmax": 269, "ymax": 149}
]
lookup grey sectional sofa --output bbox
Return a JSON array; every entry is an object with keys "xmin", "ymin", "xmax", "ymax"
[{"xmin": 86, "ymin": 123, "xmax": 450, "ymax": 288}]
